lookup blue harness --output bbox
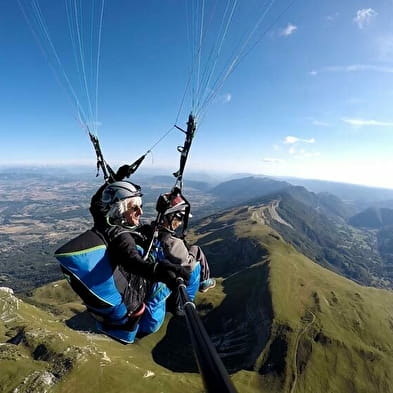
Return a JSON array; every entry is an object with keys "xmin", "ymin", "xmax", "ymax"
[{"xmin": 55, "ymin": 230, "xmax": 131, "ymax": 328}]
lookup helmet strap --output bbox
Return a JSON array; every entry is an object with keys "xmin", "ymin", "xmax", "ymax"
[
  {"xmin": 169, "ymin": 215, "xmax": 177, "ymax": 231},
  {"xmin": 162, "ymin": 214, "xmax": 176, "ymax": 232}
]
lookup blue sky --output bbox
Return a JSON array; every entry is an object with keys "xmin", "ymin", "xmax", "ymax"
[{"xmin": 2, "ymin": 1, "xmax": 393, "ymax": 188}]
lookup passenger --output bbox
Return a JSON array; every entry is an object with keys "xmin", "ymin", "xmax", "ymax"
[{"xmin": 156, "ymin": 192, "xmax": 216, "ymax": 303}]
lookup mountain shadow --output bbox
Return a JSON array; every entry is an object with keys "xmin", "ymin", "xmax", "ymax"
[
  {"xmin": 65, "ymin": 310, "xmax": 99, "ymax": 333},
  {"xmin": 349, "ymin": 207, "xmax": 393, "ymax": 229},
  {"xmin": 152, "ymin": 262, "xmax": 273, "ymax": 373}
]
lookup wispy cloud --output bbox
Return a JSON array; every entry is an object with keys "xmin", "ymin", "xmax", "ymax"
[
  {"xmin": 326, "ymin": 12, "xmax": 339, "ymax": 22},
  {"xmin": 86, "ymin": 121, "xmax": 103, "ymax": 128},
  {"xmin": 295, "ymin": 151, "xmax": 321, "ymax": 159},
  {"xmin": 345, "ymin": 97, "xmax": 367, "ymax": 105},
  {"xmin": 353, "ymin": 8, "xmax": 377, "ymax": 29},
  {"xmin": 214, "ymin": 92, "xmax": 232, "ymax": 104},
  {"xmin": 210, "ymin": 89, "xmax": 232, "ymax": 104},
  {"xmin": 310, "ymin": 64, "xmax": 393, "ymax": 75},
  {"xmin": 312, "ymin": 120, "xmax": 330, "ymax": 127},
  {"xmin": 221, "ymin": 93, "xmax": 232, "ymax": 103},
  {"xmin": 284, "ymin": 136, "xmax": 315, "ymax": 144},
  {"xmin": 343, "ymin": 118, "xmax": 393, "ymax": 127},
  {"xmin": 289, "ymin": 146, "xmax": 296, "ymax": 154},
  {"xmin": 280, "ymin": 23, "xmax": 297, "ymax": 37},
  {"xmin": 376, "ymin": 34, "xmax": 393, "ymax": 60},
  {"xmin": 288, "ymin": 146, "xmax": 320, "ymax": 159},
  {"xmin": 283, "ymin": 136, "xmax": 319, "ymax": 159},
  {"xmin": 263, "ymin": 158, "xmax": 284, "ymax": 164}
]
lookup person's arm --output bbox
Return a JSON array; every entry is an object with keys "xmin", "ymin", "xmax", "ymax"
[
  {"xmin": 162, "ymin": 235, "xmax": 192, "ymax": 265},
  {"xmin": 160, "ymin": 232, "xmax": 194, "ymax": 266},
  {"xmin": 108, "ymin": 232, "xmax": 153, "ymax": 276},
  {"xmin": 108, "ymin": 231, "xmax": 190, "ymax": 288}
]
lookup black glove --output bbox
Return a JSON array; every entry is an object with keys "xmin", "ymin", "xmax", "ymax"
[
  {"xmin": 153, "ymin": 260, "xmax": 191, "ymax": 290},
  {"xmin": 115, "ymin": 164, "xmax": 131, "ymax": 181}
]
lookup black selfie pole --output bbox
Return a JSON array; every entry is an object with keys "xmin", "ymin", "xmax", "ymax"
[{"xmin": 175, "ymin": 277, "xmax": 239, "ymax": 393}]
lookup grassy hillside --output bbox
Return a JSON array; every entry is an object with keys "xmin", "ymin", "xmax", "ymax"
[
  {"xmin": 192, "ymin": 205, "xmax": 393, "ymax": 393},
  {"xmin": 0, "ymin": 285, "xmax": 206, "ymax": 393},
  {"xmin": 265, "ymin": 192, "xmax": 388, "ymax": 288},
  {"xmin": 1, "ymin": 203, "xmax": 393, "ymax": 392}
]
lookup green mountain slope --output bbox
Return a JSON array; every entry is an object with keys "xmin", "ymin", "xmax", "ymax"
[
  {"xmin": 248, "ymin": 189, "xmax": 389, "ymax": 288},
  {"xmin": 0, "ymin": 284, "xmax": 206, "ymax": 393},
  {"xmin": 191, "ymin": 206, "xmax": 393, "ymax": 392},
  {"xmin": 209, "ymin": 176, "xmax": 291, "ymax": 208},
  {"xmin": 1, "ymin": 203, "xmax": 393, "ymax": 393},
  {"xmin": 349, "ymin": 207, "xmax": 393, "ymax": 229}
]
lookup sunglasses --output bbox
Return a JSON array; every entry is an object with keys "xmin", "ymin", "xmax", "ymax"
[{"xmin": 127, "ymin": 201, "xmax": 143, "ymax": 213}]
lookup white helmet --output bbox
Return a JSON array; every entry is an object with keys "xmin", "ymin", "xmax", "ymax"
[{"xmin": 101, "ymin": 181, "xmax": 142, "ymax": 205}]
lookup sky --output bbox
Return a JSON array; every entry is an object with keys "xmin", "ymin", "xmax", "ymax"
[{"xmin": 2, "ymin": 1, "xmax": 393, "ymax": 189}]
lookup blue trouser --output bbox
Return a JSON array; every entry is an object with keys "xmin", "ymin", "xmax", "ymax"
[
  {"xmin": 97, "ymin": 263, "xmax": 201, "ymax": 343},
  {"xmin": 138, "ymin": 281, "xmax": 171, "ymax": 334},
  {"xmin": 185, "ymin": 262, "xmax": 201, "ymax": 301},
  {"xmin": 96, "ymin": 281, "xmax": 171, "ymax": 343},
  {"xmin": 139, "ymin": 263, "xmax": 201, "ymax": 331}
]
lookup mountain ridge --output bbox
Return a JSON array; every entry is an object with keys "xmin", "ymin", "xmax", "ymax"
[
  {"xmin": 349, "ymin": 207, "xmax": 393, "ymax": 229},
  {"xmin": 2, "ymin": 202, "xmax": 393, "ymax": 392}
]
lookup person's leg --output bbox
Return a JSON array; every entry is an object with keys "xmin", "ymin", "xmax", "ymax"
[
  {"xmin": 138, "ymin": 282, "xmax": 171, "ymax": 334},
  {"xmin": 189, "ymin": 245, "xmax": 216, "ymax": 292},
  {"xmin": 189, "ymin": 245, "xmax": 210, "ymax": 281},
  {"xmin": 186, "ymin": 262, "xmax": 201, "ymax": 300},
  {"xmin": 165, "ymin": 263, "xmax": 201, "ymax": 316}
]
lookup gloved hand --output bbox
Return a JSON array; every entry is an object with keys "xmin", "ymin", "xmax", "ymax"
[
  {"xmin": 114, "ymin": 164, "xmax": 131, "ymax": 181},
  {"xmin": 153, "ymin": 260, "xmax": 191, "ymax": 290}
]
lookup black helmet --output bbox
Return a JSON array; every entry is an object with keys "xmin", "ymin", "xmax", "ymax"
[
  {"xmin": 164, "ymin": 194, "xmax": 188, "ymax": 215},
  {"xmin": 156, "ymin": 188, "xmax": 189, "ymax": 215},
  {"xmin": 101, "ymin": 181, "xmax": 142, "ymax": 205},
  {"xmin": 156, "ymin": 188, "xmax": 192, "ymax": 219},
  {"xmin": 156, "ymin": 187, "xmax": 192, "ymax": 233}
]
